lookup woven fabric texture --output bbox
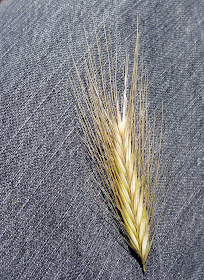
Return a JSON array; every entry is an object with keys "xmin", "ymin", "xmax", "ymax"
[{"xmin": 0, "ymin": 0, "xmax": 203, "ymax": 279}]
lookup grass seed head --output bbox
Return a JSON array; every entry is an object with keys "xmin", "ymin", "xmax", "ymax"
[{"xmin": 71, "ymin": 18, "xmax": 163, "ymax": 272}]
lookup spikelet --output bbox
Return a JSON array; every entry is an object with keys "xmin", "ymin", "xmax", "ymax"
[{"xmin": 70, "ymin": 19, "xmax": 163, "ymax": 271}]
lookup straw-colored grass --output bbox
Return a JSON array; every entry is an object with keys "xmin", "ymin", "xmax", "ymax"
[{"xmin": 70, "ymin": 19, "xmax": 163, "ymax": 271}]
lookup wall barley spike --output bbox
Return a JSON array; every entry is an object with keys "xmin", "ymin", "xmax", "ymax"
[{"xmin": 70, "ymin": 19, "xmax": 164, "ymax": 272}]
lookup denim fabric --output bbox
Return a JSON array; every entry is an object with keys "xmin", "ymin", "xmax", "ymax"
[{"xmin": 0, "ymin": 0, "xmax": 203, "ymax": 279}]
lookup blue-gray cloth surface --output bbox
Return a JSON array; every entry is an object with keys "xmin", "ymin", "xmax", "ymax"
[{"xmin": 0, "ymin": 0, "xmax": 203, "ymax": 279}]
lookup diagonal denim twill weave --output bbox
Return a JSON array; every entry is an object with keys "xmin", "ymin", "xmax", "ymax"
[{"xmin": 0, "ymin": 0, "xmax": 203, "ymax": 279}]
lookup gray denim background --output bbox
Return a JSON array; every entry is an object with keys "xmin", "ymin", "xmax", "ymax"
[{"xmin": 0, "ymin": 0, "xmax": 203, "ymax": 279}]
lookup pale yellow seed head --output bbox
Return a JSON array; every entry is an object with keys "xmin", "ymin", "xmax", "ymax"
[{"xmin": 71, "ymin": 18, "xmax": 163, "ymax": 271}]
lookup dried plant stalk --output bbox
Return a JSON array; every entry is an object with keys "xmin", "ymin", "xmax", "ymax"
[{"xmin": 70, "ymin": 20, "xmax": 163, "ymax": 271}]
